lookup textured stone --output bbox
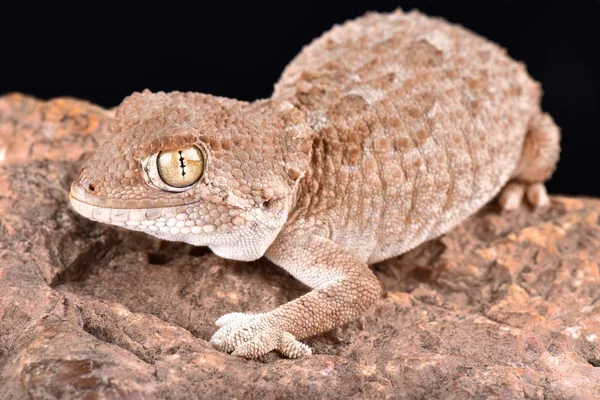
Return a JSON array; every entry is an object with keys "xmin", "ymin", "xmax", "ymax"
[
  {"xmin": 0, "ymin": 94, "xmax": 598, "ymax": 399},
  {"xmin": 0, "ymin": 93, "xmax": 113, "ymax": 166}
]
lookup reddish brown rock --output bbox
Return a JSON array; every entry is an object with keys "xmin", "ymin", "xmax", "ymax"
[
  {"xmin": 0, "ymin": 93, "xmax": 113, "ymax": 166},
  {"xmin": 0, "ymin": 94, "xmax": 599, "ymax": 399}
]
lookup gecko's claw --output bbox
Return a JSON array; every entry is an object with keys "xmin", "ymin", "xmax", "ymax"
[{"xmin": 210, "ymin": 312, "xmax": 312, "ymax": 359}]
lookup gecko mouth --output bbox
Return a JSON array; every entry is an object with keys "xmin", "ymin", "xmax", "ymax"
[
  {"xmin": 69, "ymin": 189, "xmax": 230, "ymax": 239},
  {"xmin": 69, "ymin": 179, "xmax": 207, "ymax": 232},
  {"xmin": 70, "ymin": 194, "xmax": 150, "ymax": 225}
]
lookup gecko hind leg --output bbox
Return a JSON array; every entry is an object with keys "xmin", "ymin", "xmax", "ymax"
[{"xmin": 498, "ymin": 111, "xmax": 561, "ymax": 210}]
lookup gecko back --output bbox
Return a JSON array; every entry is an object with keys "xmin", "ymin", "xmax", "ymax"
[{"xmin": 273, "ymin": 10, "xmax": 556, "ymax": 263}]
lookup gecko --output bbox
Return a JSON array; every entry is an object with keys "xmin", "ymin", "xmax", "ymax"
[{"xmin": 69, "ymin": 10, "xmax": 560, "ymax": 359}]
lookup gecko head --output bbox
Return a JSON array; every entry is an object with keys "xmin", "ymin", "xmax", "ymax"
[{"xmin": 70, "ymin": 90, "xmax": 313, "ymax": 260}]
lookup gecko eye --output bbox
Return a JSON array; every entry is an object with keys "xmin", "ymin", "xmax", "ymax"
[
  {"xmin": 157, "ymin": 147, "xmax": 204, "ymax": 188},
  {"xmin": 142, "ymin": 146, "xmax": 205, "ymax": 192}
]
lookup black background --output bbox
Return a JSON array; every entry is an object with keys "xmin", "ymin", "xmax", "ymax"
[{"xmin": 1, "ymin": 1, "xmax": 598, "ymax": 196}]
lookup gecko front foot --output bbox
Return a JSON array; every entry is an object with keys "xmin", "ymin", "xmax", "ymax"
[{"xmin": 210, "ymin": 312, "xmax": 312, "ymax": 359}]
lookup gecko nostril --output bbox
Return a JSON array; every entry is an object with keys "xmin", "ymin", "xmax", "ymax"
[
  {"xmin": 88, "ymin": 184, "xmax": 96, "ymax": 192},
  {"xmin": 262, "ymin": 199, "xmax": 273, "ymax": 210}
]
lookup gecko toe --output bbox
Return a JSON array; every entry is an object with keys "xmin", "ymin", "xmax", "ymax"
[
  {"xmin": 526, "ymin": 183, "xmax": 550, "ymax": 208},
  {"xmin": 499, "ymin": 181, "xmax": 526, "ymax": 211},
  {"xmin": 278, "ymin": 332, "xmax": 312, "ymax": 358},
  {"xmin": 499, "ymin": 181, "xmax": 550, "ymax": 211},
  {"xmin": 211, "ymin": 312, "xmax": 268, "ymax": 354},
  {"xmin": 215, "ymin": 312, "xmax": 252, "ymax": 327},
  {"xmin": 231, "ymin": 330, "xmax": 279, "ymax": 358},
  {"xmin": 211, "ymin": 312, "xmax": 312, "ymax": 359}
]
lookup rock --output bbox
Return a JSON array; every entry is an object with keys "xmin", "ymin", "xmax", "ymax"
[
  {"xmin": 0, "ymin": 94, "xmax": 599, "ymax": 399},
  {"xmin": 0, "ymin": 93, "xmax": 113, "ymax": 166}
]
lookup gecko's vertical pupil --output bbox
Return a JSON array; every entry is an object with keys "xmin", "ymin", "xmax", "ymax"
[
  {"xmin": 179, "ymin": 150, "xmax": 186, "ymax": 177},
  {"xmin": 157, "ymin": 146, "xmax": 205, "ymax": 189}
]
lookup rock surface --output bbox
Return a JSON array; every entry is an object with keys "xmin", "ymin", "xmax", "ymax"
[{"xmin": 0, "ymin": 94, "xmax": 599, "ymax": 399}]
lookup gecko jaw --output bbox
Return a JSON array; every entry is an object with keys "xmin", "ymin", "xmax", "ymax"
[
  {"xmin": 69, "ymin": 194, "xmax": 220, "ymax": 237},
  {"xmin": 70, "ymin": 193, "xmax": 282, "ymax": 260}
]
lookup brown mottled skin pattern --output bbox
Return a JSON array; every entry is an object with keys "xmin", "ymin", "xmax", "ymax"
[{"xmin": 69, "ymin": 10, "xmax": 560, "ymax": 358}]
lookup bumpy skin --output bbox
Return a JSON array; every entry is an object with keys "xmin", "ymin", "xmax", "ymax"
[{"xmin": 70, "ymin": 10, "xmax": 560, "ymax": 358}]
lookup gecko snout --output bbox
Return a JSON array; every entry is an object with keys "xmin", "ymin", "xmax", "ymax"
[
  {"xmin": 70, "ymin": 168, "xmax": 101, "ymax": 207},
  {"xmin": 69, "ymin": 170, "xmax": 112, "ymax": 222}
]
